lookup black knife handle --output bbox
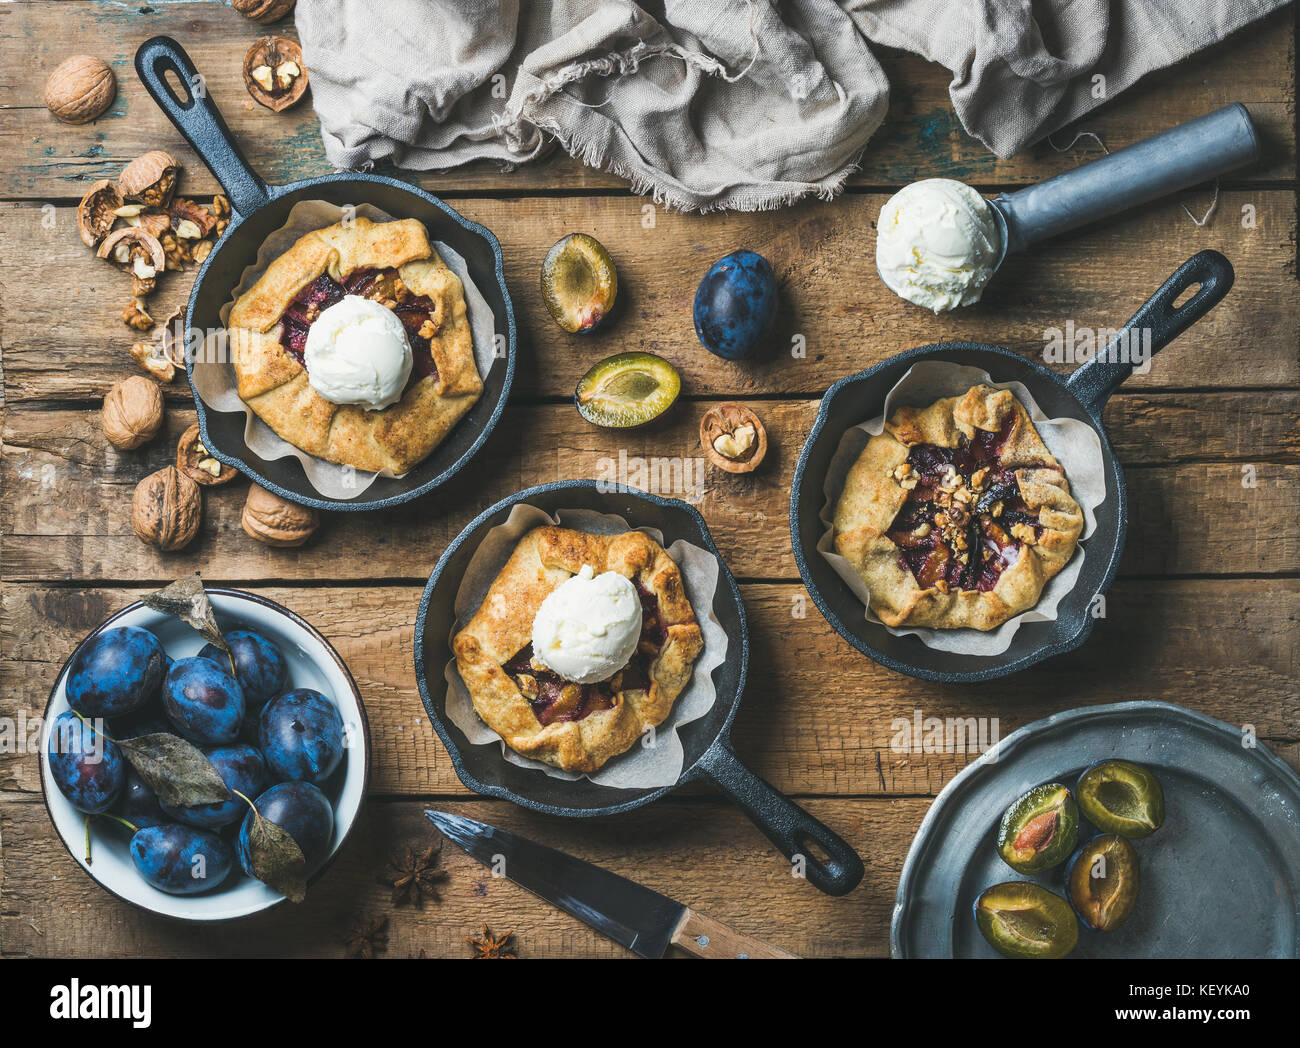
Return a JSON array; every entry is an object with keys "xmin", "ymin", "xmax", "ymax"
[{"xmin": 696, "ymin": 742, "xmax": 864, "ymax": 897}]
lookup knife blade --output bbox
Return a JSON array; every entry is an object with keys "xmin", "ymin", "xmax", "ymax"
[{"xmin": 426, "ymin": 811, "xmax": 797, "ymax": 959}]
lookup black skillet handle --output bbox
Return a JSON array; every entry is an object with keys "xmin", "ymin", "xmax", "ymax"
[
  {"xmin": 135, "ymin": 36, "xmax": 274, "ymax": 217},
  {"xmin": 696, "ymin": 742, "xmax": 864, "ymax": 897},
  {"xmin": 1065, "ymin": 250, "xmax": 1234, "ymax": 419}
]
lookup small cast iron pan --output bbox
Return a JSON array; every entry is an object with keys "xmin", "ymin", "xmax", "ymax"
[
  {"xmin": 791, "ymin": 250, "xmax": 1233, "ymax": 683},
  {"xmin": 135, "ymin": 37, "xmax": 516, "ymax": 511},
  {"xmin": 414, "ymin": 480, "xmax": 865, "ymax": 897}
]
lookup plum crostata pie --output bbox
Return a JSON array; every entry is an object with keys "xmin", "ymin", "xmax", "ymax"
[
  {"xmin": 228, "ymin": 217, "xmax": 482, "ymax": 474},
  {"xmin": 453, "ymin": 527, "xmax": 704, "ymax": 773},
  {"xmin": 833, "ymin": 384, "xmax": 1083, "ymax": 631}
]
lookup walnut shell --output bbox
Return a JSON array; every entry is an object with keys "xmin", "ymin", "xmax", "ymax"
[
  {"xmin": 77, "ymin": 180, "xmax": 125, "ymax": 248},
  {"xmin": 102, "ymin": 376, "xmax": 165, "ymax": 450},
  {"xmin": 700, "ymin": 402, "xmax": 767, "ymax": 474},
  {"xmin": 45, "ymin": 55, "xmax": 117, "ymax": 124},
  {"xmin": 243, "ymin": 37, "xmax": 308, "ymax": 112},
  {"xmin": 177, "ymin": 424, "xmax": 238, "ymax": 486},
  {"xmin": 118, "ymin": 151, "xmax": 181, "ymax": 208},
  {"xmin": 232, "ymin": 0, "xmax": 296, "ymax": 23},
  {"xmin": 242, "ymin": 483, "xmax": 319, "ymax": 547},
  {"xmin": 132, "ymin": 466, "xmax": 201, "ymax": 552}
]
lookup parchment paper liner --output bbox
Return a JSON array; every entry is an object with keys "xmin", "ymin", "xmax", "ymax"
[
  {"xmin": 817, "ymin": 361, "xmax": 1107, "ymax": 655},
  {"xmin": 192, "ymin": 201, "xmax": 498, "ymax": 499},
  {"xmin": 443, "ymin": 505, "xmax": 728, "ymax": 789}
]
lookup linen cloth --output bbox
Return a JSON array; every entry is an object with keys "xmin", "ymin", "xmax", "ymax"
[{"xmin": 296, "ymin": 0, "xmax": 1287, "ymax": 211}]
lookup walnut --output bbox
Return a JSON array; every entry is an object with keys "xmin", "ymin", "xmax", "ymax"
[
  {"xmin": 241, "ymin": 483, "xmax": 319, "ymax": 547},
  {"xmin": 231, "ymin": 0, "xmax": 296, "ymax": 23},
  {"xmin": 699, "ymin": 402, "xmax": 767, "ymax": 474},
  {"xmin": 118, "ymin": 151, "xmax": 181, "ymax": 208},
  {"xmin": 132, "ymin": 466, "xmax": 201, "ymax": 552},
  {"xmin": 77, "ymin": 180, "xmax": 125, "ymax": 248},
  {"xmin": 243, "ymin": 37, "xmax": 308, "ymax": 112},
  {"xmin": 177, "ymin": 424, "xmax": 238, "ymax": 486},
  {"xmin": 122, "ymin": 297, "xmax": 154, "ymax": 331},
  {"xmin": 45, "ymin": 55, "xmax": 117, "ymax": 124},
  {"xmin": 101, "ymin": 376, "xmax": 164, "ymax": 450},
  {"xmin": 168, "ymin": 197, "xmax": 217, "ymax": 237},
  {"xmin": 130, "ymin": 340, "xmax": 174, "ymax": 383},
  {"xmin": 98, "ymin": 228, "xmax": 166, "ymax": 295}
]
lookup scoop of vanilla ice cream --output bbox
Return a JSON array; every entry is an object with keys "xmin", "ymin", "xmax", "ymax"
[
  {"xmin": 876, "ymin": 179, "xmax": 1001, "ymax": 313},
  {"xmin": 303, "ymin": 295, "xmax": 413, "ymax": 411},
  {"xmin": 531, "ymin": 565, "xmax": 643, "ymax": 684}
]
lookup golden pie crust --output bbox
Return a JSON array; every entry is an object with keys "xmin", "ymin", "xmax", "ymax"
[
  {"xmin": 833, "ymin": 385, "xmax": 1083, "ymax": 631},
  {"xmin": 228, "ymin": 217, "xmax": 482, "ymax": 474},
  {"xmin": 453, "ymin": 527, "xmax": 704, "ymax": 774}
]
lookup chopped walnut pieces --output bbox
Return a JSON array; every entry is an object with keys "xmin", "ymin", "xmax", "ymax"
[
  {"xmin": 122, "ymin": 297, "xmax": 154, "ymax": 331},
  {"xmin": 131, "ymin": 339, "xmax": 174, "ymax": 382},
  {"xmin": 1010, "ymin": 522, "xmax": 1038, "ymax": 545}
]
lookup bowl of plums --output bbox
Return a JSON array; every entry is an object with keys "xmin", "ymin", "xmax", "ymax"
[{"xmin": 39, "ymin": 577, "xmax": 369, "ymax": 921}]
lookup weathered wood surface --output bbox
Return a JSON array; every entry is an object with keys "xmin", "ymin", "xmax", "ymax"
[
  {"xmin": 2, "ymin": 3, "xmax": 1292, "ymax": 203},
  {"xmin": 1, "ymin": 1, "xmax": 1296, "ymax": 959},
  {"xmin": 2, "ymin": 188, "xmax": 1296, "ymax": 405}
]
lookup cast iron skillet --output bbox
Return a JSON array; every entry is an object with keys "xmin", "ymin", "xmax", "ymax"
[
  {"xmin": 791, "ymin": 250, "xmax": 1233, "ymax": 683},
  {"xmin": 134, "ymin": 37, "xmax": 516, "ymax": 511},
  {"xmin": 414, "ymin": 480, "xmax": 865, "ymax": 897}
]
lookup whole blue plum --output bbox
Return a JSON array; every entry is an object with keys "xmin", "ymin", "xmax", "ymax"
[
  {"xmin": 116, "ymin": 767, "xmax": 168, "ymax": 830},
  {"xmin": 259, "ymin": 689, "xmax": 344, "ymax": 785},
  {"xmin": 65, "ymin": 626, "xmax": 166, "ymax": 719},
  {"xmin": 46, "ymin": 710, "xmax": 124, "ymax": 814},
  {"xmin": 198, "ymin": 631, "xmax": 287, "ymax": 713},
  {"xmin": 237, "ymin": 781, "xmax": 334, "ymax": 877},
  {"xmin": 163, "ymin": 657, "xmax": 245, "ymax": 745},
  {"xmin": 162, "ymin": 742, "xmax": 268, "ymax": 830},
  {"xmin": 692, "ymin": 249, "xmax": 778, "ymax": 359},
  {"xmin": 129, "ymin": 824, "xmax": 234, "ymax": 895}
]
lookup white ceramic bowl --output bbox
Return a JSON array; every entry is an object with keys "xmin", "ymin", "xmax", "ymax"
[{"xmin": 40, "ymin": 589, "xmax": 369, "ymax": 921}]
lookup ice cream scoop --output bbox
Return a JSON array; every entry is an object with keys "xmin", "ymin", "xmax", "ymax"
[
  {"xmin": 531, "ymin": 565, "xmax": 643, "ymax": 684},
  {"xmin": 303, "ymin": 295, "xmax": 412, "ymax": 411},
  {"xmin": 877, "ymin": 104, "xmax": 1260, "ymax": 312}
]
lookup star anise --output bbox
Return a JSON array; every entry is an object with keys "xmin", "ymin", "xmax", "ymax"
[
  {"xmin": 381, "ymin": 840, "xmax": 448, "ymax": 907},
  {"xmin": 342, "ymin": 914, "xmax": 388, "ymax": 959},
  {"xmin": 466, "ymin": 923, "xmax": 517, "ymax": 959}
]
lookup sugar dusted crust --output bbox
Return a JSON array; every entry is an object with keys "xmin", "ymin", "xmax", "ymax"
[
  {"xmin": 453, "ymin": 527, "xmax": 704, "ymax": 774},
  {"xmin": 833, "ymin": 385, "xmax": 1084, "ymax": 631},
  {"xmin": 228, "ymin": 217, "xmax": 482, "ymax": 474}
]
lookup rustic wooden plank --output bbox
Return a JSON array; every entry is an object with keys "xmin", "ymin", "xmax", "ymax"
[
  {"xmin": 2, "ymin": 399, "xmax": 1296, "ymax": 584},
  {"xmin": 0, "ymin": 794, "xmax": 898, "ymax": 958},
  {"xmin": 3, "ymin": 4, "xmax": 1292, "ymax": 202},
  {"xmin": 4, "ymin": 579, "xmax": 1296, "ymax": 799},
  {"xmin": 1, "ymin": 189, "xmax": 1296, "ymax": 405}
]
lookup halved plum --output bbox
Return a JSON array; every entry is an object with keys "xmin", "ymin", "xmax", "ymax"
[
  {"xmin": 1067, "ymin": 834, "xmax": 1141, "ymax": 931},
  {"xmin": 975, "ymin": 882, "xmax": 1079, "ymax": 959},
  {"xmin": 1076, "ymin": 760, "xmax": 1165, "ymax": 838},
  {"xmin": 541, "ymin": 233, "xmax": 618, "ymax": 333},
  {"xmin": 575, "ymin": 352, "xmax": 680, "ymax": 428},
  {"xmin": 996, "ymin": 782, "xmax": 1079, "ymax": 873}
]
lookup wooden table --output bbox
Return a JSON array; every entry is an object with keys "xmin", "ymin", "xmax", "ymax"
[{"xmin": 1, "ymin": 2, "xmax": 1295, "ymax": 959}]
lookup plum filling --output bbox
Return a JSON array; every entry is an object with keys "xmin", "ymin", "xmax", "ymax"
[
  {"xmin": 277, "ymin": 266, "xmax": 440, "ymax": 387},
  {"xmin": 504, "ymin": 583, "xmax": 667, "ymax": 726},
  {"xmin": 885, "ymin": 421, "xmax": 1044, "ymax": 593}
]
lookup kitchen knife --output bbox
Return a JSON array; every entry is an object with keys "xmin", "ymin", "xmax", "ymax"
[{"xmin": 426, "ymin": 810, "xmax": 798, "ymax": 959}]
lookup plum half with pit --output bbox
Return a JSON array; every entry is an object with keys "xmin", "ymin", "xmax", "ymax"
[
  {"xmin": 237, "ymin": 780, "xmax": 335, "ymax": 877},
  {"xmin": 693, "ymin": 249, "xmax": 777, "ymax": 359},
  {"xmin": 162, "ymin": 656, "xmax": 246, "ymax": 745},
  {"xmin": 540, "ymin": 233, "xmax": 618, "ymax": 333},
  {"xmin": 575, "ymin": 351, "xmax": 681, "ymax": 429},
  {"xmin": 198, "ymin": 630, "xmax": 287, "ymax": 714},
  {"xmin": 259, "ymin": 689, "xmax": 344, "ymax": 785},
  {"xmin": 129, "ymin": 823, "xmax": 234, "ymax": 895},
  {"xmin": 65, "ymin": 625, "xmax": 167, "ymax": 718},
  {"xmin": 46, "ymin": 710, "xmax": 125, "ymax": 814},
  {"xmin": 995, "ymin": 782, "xmax": 1078, "ymax": 874},
  {"xmin": 161, "ymin": 742, "xmax": 269, "ymax": 830}
]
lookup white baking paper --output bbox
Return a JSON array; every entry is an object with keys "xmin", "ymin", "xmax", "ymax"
[
  {"xmin": 443, "ymin": 505, "xmax": 728, "ymax": 789},
  {"xmin": 192, "ymin": 201, "xmax": 497, "ymax": 498},
  {"xmin": 817, "ymin": 361, "xmax": 1107, "ymax": 655}
]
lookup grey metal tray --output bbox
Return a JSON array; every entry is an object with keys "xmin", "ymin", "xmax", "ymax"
[{"xmin": 891, "ymin": 701, "xmax": 1300, "ymax": 958}]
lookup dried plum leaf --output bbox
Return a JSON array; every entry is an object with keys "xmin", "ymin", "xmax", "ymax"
[
  {"xmin": 117, "ymin": 732, "xmax": 231, "ymax": 808},
  {"xmin": 245, "ymin": 810, "xmax": 308, "ymax": 903},
  {"xmin": 143, "ymin": 574, "xmax": 231, "ymax": 666}
]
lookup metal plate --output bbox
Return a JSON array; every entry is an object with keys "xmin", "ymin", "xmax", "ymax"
[{"xmin": 892, "ymin": 701, "xmax": 1300, "ymax": 958}]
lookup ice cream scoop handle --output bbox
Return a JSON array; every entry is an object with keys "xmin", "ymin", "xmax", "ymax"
[{"xmin": 993, "ymin": 104, "xmax": 1259, "ymax": 255}]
